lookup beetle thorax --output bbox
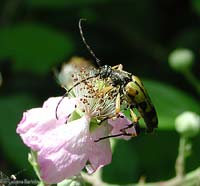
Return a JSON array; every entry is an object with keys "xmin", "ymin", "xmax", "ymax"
[
  {"xmin": 99, "ymin": 65, "xmax": 132, "ymax": 88},
  {"xmin": 99, "ymin": 65, "xmax": 112, "ymax": 78}
]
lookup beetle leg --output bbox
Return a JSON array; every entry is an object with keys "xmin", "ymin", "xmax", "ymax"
[
  {"xmin": 116, "ymin": 93, "xmax": 121, "ymax": 114},
  {"xmin": 100, "ymin": 85, "xmax": 113, "ymax": 94},
  {"xmin": 120, "ymin": 121, "xmax": 140, "ymax": 136},
  {"xmin": 117, "ymin": 64, "xmax": 123, "ymax": 71},
  {"xmin": 112, "ymin": 64, "xmax": 123, "ymax": 71},
  {"xmin": 112, "ymin": 64, "xmax": 131, "ymax": 76},
  {"xmin": 94, "ymin": 122, "xmax": 139, "ymax": 142},
  {"xmin": 111, "ymin": 65, "xmax": 118, "ymax": 69},
  {"xmin": 130, "ymin": 108, "xmax": 140, "ymax": 123},
  {"xmin": 94, "ymin": 133, "xmax": 127, "ymax": 142},
  {"xmin": 128, "ymin": 108, "xmax": 141, "ymax": 135},
  {"xmin": 97, "ymin": 91, "xmax": 122, "ymax": 126},
  {"xmin": 117, "ymin": 108, "xmax": 141, "ymax": 136}
]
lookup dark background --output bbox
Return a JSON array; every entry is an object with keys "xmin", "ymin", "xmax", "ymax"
[{"xmin": 0, "ymin": 0, "xmax": 200, "ymax": 184}]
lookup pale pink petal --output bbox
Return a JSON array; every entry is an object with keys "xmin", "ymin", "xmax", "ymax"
[
  {"xmin": 16, "ymin": 97, "xmax": 77, "ymax": 151},
  {"xmin": 108, "ymin": 115, "xmax": 137, "ymax": 140},
  {"xmin": 38, "ymin": 116, "xmax": 91, "ymax": 184},
  {"xmin": 42, "ymin": 97, "xmax": 77, "ymax": 119},
  {"xmin": 86, "ymin": 124, "xmax": 112, "ymax": 174}
]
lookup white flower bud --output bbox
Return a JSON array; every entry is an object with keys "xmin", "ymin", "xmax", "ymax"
[
  {"xmin": 58, "ymin": 57, "xmax": 93, "ymax": 88},
  {"xmin": 168, "ymin": 49, "xmax": 194, "ymax": 73},
  {"xmin": 175, "ymin": 111, "xmax": 200, "ymax": 138}
]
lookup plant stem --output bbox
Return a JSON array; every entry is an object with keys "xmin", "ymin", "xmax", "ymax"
[
  {"xmin": 81, "ymin": 136, "xmax": 200, "ymax": 186},
  {"xmin": 139, "ymin": 167, "xmax": 200, "ymax": 186},
  {"xmin": 175, "ymin": 137, "xmax": 186, "ymax": 178},
  {"xmin": 82, "ymin": 167, "xmax": 200, "ymax": 186},
  {"xmin": 29, "ymin": 151, "xmax": 47, "ymax": 186},
  {"xmin": 183, "ymin": 70, "xmax": 200, "ymax": 96}
]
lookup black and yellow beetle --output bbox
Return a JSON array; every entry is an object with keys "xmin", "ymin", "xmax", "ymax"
[
  {"xmin": 96, "ymin": 62, "xmax": 158, "ymax": 133},
  {"xmin": 78, "ymin": 18, "xmax": 158, "ymax": 133},
  {"xmin": 125, "ymin": 75, "xmax": 158, "ymax": 132},
  {"xmin": 56, "ymin": 19, "xmax": 158, "ymax": 135}
]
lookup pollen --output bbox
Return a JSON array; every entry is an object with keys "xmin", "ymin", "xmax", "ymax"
[{"xmin": 70, "ymin": 67, "xmax": 119, "ymax": 120}]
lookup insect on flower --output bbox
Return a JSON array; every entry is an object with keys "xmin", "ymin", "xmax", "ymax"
[{"xmin": 56, "ymin": 19, "xmax": 158, "ymax": 137}]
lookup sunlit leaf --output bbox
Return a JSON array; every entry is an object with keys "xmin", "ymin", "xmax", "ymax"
[
  {"xmin": 143, "ymin": 80, "xmax": 200, "ymax": 130},
  {"xmin": 0, "ymin": 24, "xmax": 74, "ymax": 74}
]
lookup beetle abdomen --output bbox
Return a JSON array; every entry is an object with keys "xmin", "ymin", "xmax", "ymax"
[{"xmin": 125, "ymin": 76, "xmax": 158, "ymax": 132}]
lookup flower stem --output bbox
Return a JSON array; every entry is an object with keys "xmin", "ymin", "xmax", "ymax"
[
  {"xmin": 28, "ymin": 151, "xmax": 41, "ymax": 181},
  {"xmin": 137, "ymin": 167, "xmax": 200, "ymax": 186},
  {"xmin": 29, "ymin": 151, "xmax": 47, "ymax": 186},
  {"xmin": 183, "ymin": 70, "xmax": 200, "ymax": 96},
  {"xmin": 82, "ymin": 167, "xmax": 200, "ymax": 186},
  {"xmin": 175, "ymin": 137, "xmax": 186, "ymax": 178},
  {"xmin": 81, "ymin": 136, "xmax": 200, "ymax": 186}
]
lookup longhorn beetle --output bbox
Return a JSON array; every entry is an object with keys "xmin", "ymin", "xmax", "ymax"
[{"xmin": 56, "ymin": 18, "xmax": 158, "ymax": 135}]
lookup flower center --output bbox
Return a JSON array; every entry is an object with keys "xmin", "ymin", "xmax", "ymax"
[{"xmin": 70, "ymin": 67, "xmax": 119, "ymax": 121}]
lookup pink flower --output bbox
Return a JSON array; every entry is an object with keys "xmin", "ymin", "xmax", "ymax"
[{"xmin": 17, "ymin": 97, "xmax": 137, "ymax": 184}]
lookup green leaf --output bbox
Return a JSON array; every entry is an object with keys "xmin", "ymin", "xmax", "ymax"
[
  {"xmin": 103, "ymin": 139, "xmax": 140, "ymax": 184},
  {"xmin": 27, "ymin": 0, "xmax": 110, "ymax": 8},
  {"xmin": 0, "ymin": 24, "xmax": 74, "ymax": 74},
  {"xmin": 192, "ymin": 0, "xmax": 200, "ymax": 16},
  {"xmin": 0, "ymin": 95, "xmax": 38, "ymax": 170},
  {"xmin": 143, "ymin": 80, "xmax": 200, "ymax": 130},
  {"xmin": 103, "ymin": 131, "xmax": 179, "ymax": 183}
]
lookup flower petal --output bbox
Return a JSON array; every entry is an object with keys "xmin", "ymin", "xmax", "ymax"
[
  {"xmin": 16, "ymin": 97, "xmax": 77, "ymax": 151},
  {"xmin": 42, "ymin": 97, "xmax": 77, "ymax": 119},
  {"xmin": 86, "ymin": 124, "xmax": 112, "ymax": 174},
  {"xmin": 108, "ymin": 115, "xmax": 137, "ymax": 140},
  {"xmin": 38, "ymin": 116, "xmax": 91, "ymax": 184}
]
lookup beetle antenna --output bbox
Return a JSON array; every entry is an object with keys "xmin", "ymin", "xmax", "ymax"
[
  {"xmin": 55, "ymin": 91, "xmax": 68, "ymax": 119},
  {"xmin": 79, "ymin": 18, "xmax": 101, "ymax": 67},
  {"xmin": 55, "ymin": 74, "xmax": 98, "ymax": 119}
]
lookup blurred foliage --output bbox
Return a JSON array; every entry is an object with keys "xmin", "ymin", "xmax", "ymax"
[
  {"xmin": 0, "ymin": 24, "xmax": 74, "ymax": 74},
  {"xmin": 0, "ymin": 95, "xmax": 37, "ymax": 167},
  {"xmin": 103, "ymin": 132, "xmax": 179, "ymax": 183},
  {"xmin": 144, "ymin": 80, "xmax": 200, "ymax": 130},
  {"xmin": 27, "ymin": 0, "xmax": 111, "ymax": 8},
  {"xmin": 0, "ymin": 0, "xmax": 200, "ymax": 184}
]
